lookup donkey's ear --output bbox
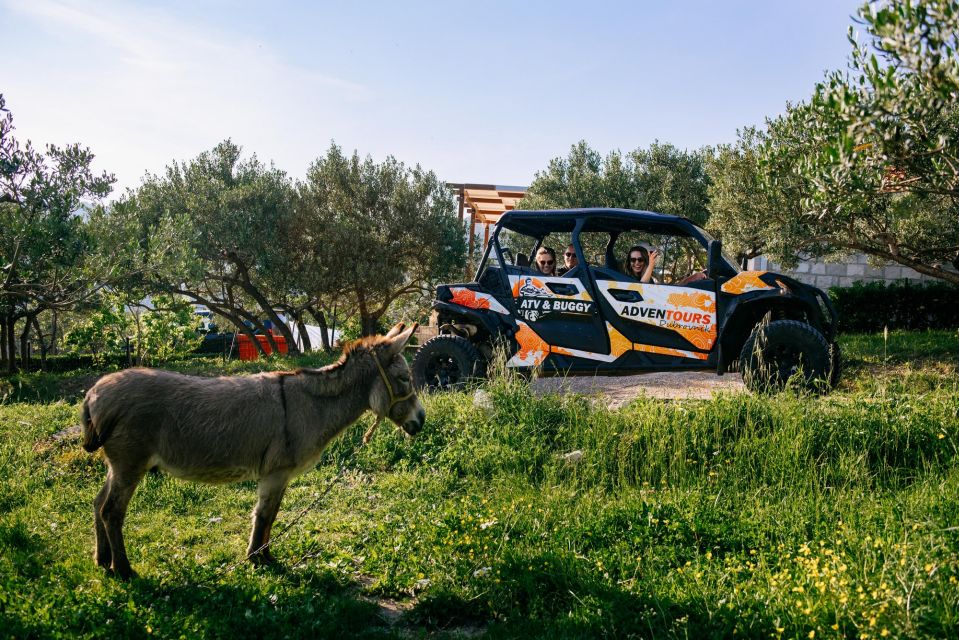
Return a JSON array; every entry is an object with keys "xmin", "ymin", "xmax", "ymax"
[
  {"xmin": 384, "ymin": 323, "xmax": 417, "ymax": 358},
  {"xmin": 384, "ymin": 323, "xmax": 406, "ymax": 339}
]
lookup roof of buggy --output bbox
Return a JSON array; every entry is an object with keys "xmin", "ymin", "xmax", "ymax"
[{"xmin": 496, "ymin": 208, "xmax": 699, "ymax": 236}]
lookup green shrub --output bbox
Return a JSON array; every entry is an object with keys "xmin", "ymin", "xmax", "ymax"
[
  {"xmin": 138, "ymin": 295, "xmax": 203, "ymax": 363},
  {"xmin": 61, "ymin": 295, "xmax": 202, "ymax": 366},
  {"xmin": 829, "ymin": 280, "xmax": 959, "ymax": 332}
]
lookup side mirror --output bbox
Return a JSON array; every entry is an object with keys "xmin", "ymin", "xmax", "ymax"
[{"xmin": 707, "ymin": 239, "xmax": 735, "ymax": 278}]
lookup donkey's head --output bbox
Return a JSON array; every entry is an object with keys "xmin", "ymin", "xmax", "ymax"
[{"xmin": 368, "ymin": 323, "xmax": 425, "ymax": 436}]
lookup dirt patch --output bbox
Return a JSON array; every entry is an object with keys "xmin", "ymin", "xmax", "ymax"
[{"xmin": 531, "ymin": 371, "xmax": 745, "ymax": 408}]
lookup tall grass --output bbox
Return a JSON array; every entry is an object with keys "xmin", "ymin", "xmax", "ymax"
[{"xmin": 1, "ymin": 331, "xmax": 957, "ymax": 638}]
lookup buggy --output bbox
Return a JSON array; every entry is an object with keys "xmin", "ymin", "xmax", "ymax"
[{"xmin": 413, "ymin": 209, "xmax": 840, "ymax": 392}]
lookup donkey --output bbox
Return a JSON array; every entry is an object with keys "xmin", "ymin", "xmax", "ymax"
[{"xmin": 81, "ymin": 323, "xmax": 424, "ymax": 579}]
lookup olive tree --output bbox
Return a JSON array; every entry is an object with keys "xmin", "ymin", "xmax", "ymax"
[
  {"xmin": 520, "ymin": 140, "xmax": 711, "ymax": 223},
  {"xmin": 112, "ymin": 141, "xmax": 302, "ymax": 354},
  {"xmin": 297, "ymin": 145, "xmax": 465, "ymax": 336},
  {"xmin": 0, "ymin": 94, "xmax": 115, "ymax": 372},
  {"xmin": 706, "ymin": 125, "xmax": 814, "ymax": 266},
  {"xmin": 708, "ymin": 0, "xmax": 959, "ymax": 283}
]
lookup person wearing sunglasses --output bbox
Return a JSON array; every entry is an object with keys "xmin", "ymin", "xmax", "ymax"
[
  {"xmin": 535, "ymin": 246, "xmax": 558, "ymax": 276},
  {"xmin": 624, "ymin": 245, "xmax": 659, "ymax": 283},
  {"xmin": 558, "ymin": 244, "xmax": 578, "ymax": 276}
]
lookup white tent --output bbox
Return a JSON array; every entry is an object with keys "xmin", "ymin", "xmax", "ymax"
[{"xmin": 285, "ymin": 321, "xmax": 339, "ymax": 352}]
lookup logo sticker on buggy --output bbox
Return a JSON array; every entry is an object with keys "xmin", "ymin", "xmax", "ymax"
[
  {"xmin": 516, "ymin": 297, "xmax": 594, "ymax": 323},
  {"xmin": 597, "ymin": 281, "xmax": 717, "ymax": 351},
  {"xmin": 517, "ymin": 277, "xmax": 550, "ymax": 297},
  {"xmin": 509, "ymin": 275, "xmax": 594, "ymax": 323}
]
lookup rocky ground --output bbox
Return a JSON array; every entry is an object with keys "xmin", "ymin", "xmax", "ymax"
[{"xmin": 531, "ymin": 370, "xmax": 745, "ymax": 408}]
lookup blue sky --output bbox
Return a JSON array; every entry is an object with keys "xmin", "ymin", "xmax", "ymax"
[{"xmin": 2, "ymin": 0, "xmax": 863, "ymax": 195}]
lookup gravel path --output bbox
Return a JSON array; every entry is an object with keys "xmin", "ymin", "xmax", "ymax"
[{"xmin": 531, "ymin": 371, "xmax": 745, "ymax": 408}]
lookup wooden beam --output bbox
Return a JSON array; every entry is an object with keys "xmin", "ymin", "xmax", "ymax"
[
  {"xmin": 463, "ymin": 189, "xmax": 503, "ymax": 200},
  {"xmin": 467, "ymin": 207, "xmax": 476, "ymax": 279},
  {"xmin": 475, "ymin": 204, "xmax": 508, "ymax": 213},
  {"xmin": 477, "ymin": 212, "xmax": 505, "ymax": 225},
  {"xmin": 466, "ymin": 196, "xmax": 512, "ymax": 204}
]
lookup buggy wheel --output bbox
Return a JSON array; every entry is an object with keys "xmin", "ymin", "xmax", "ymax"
[
  {"xmin": 739, "ymin": 320, "xmax": 831, "ymax": 393},
  {"xmin": 412, "ymin": 335, "xmax": 485, "ymax": 391}
]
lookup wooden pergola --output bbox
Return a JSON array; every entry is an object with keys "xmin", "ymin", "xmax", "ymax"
[{"xmin": 448, "ymin": 183, "xmax": 527, "ymax": 275}]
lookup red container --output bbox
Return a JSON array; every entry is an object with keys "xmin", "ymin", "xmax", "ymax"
[
  {"xmin": 237, "ymin": 334, "xmax": 257, "ymax": 361},
  {"xmin": 237, "ymin": 333, "xmax": 288, "ymax": 360}
]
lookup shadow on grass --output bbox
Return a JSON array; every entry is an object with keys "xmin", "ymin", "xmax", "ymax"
[
  {"xmin": 3, "ymin": 565, "xmax": 405, "ymax": 640},
  {"xmin": 406, "ymin": 550, "xmax": 778, "ymax": 639},
  {"xmin": 0, "ymin": 370, "xmax": 100, "ymax": 405},
  {"xmin": 1, "ymin": 541, "xmax": 777, "ymax": 639}
]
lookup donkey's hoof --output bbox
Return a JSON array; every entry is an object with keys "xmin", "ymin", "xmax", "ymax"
[
  {"xmin": 248, "ymin": 550, "xmax": 276, "ymax": 566},
  {"xmin": 110, "ymin": 564, "xmax": 138, "ymax": 581},
  {"xmin": 95, "ymin": 553, "xmax": 112, "ymax": 569}
]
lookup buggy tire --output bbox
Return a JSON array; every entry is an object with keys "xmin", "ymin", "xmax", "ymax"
[
  {"xmin": 739, "ymin": 320, "xmax": 831, "ymax": 393},
  {"xmin": 412, "ymin": 335, "xmax": 485, "ymax": 392}
]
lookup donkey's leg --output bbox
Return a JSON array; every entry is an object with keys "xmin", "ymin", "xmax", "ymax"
[
  {"xmin": 247, "ymin": 473, "xmax": 289, "ymax": 564},
  {"xmin": 93, "ymin": 468, "xmax": 114, "ymax": 568},
  {"xmin": 100, "ymin": 463, "xmax": 148, "ymax": 580}
]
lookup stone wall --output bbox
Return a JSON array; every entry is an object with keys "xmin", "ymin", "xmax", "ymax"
[{"xmin": 746, "ymin": 254, "xmax": 942, "ymax": 289}]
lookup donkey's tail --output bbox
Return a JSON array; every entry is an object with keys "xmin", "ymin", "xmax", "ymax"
[{"xmin": 81, "ymin": 394, "xmax": 115, "ymax": 453}]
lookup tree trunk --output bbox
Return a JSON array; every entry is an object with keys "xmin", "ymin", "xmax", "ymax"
[
  {"xmin": 172, "ymin": 288, "xmax": 272, "ymax": 358},
  {"xmin": 294, "ymin": 313, "xmax": 312, "ymax": 353},
  {"xmin": 204, "ymin": 304, "xmax": 261, "ymax": 357},
  {"xmin": 357, "ymin": 292, "xmax": 379, "ymax": 337},
  {"xmin": 31, "ymin": 314, "xmax": 47, "ymax": 371},
  {"xmin": 262, "ymin": 305, "xmax": 300, "ymax": 355},
  {"xmin": 0, "ymin": 315, "xmax": 7, "ymax": 371},
  {"xmin": 50, "ymin": 309, "xmax": 58, "ymax": 356},
  {"xmin": 239, "ymin": 314, "xmax": 277, "ymax": 355},
  {"xmin": 227, "ymin": 303, "xmax": 279, "ymax": 355},
  {"xmin": 19, "ymin": 315, "xmax": 31, "ymax": 373},
  {"xmin": 360, "ymin": 314, "xmax": 381, "ymax": 337},
  {"xmin": 329, "ymin": 307, "xmax": 338, "ymax": 351},
  {"xmin": 5, "ymin": 314, "xmax": 17, "ymax": 374},
  {"xmin": 307, "ymin": 307, "xmax": 332, "ymax": 353},
  {"xmin": 220, "ymin": 254, "xmax": 300, "ymax": 355},
  {"xmin": 844, "ymin": 242, "xmax": 959, "ymax": 286},
  {"xmin": 234, "ymin": 279, "xmax": 300, "ymax": 356},
  {"xmin": 132, "ymin": 309, "xmax": 144, "ymax": 366},
  {"xmin": 219, "ymin": 305, "xmax": 271, "ymax": 357}
]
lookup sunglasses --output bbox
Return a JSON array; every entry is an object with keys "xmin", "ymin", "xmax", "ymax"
[
  {"xmin": 564, "ymin": 252, "xmax": 576, "ymax": 257},
  {"xmin": 539, "ymin": 260, "xmax": 555, "ymax": 266},
  {"xmin": 629, "ymin": 257, "xmax": 647, "ymax": 263}
]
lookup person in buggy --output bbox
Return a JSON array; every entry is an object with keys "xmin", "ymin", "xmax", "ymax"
[
  {"xmin": 558, "ymin": 243, "xmax": 578, "ymax": 276},
  {"xmin": 624, "ymin": 245, "xmax": 659, "ymax": 283},
  {"xmin": 535, "ymin": 247, "xmax": 557, "ymax": 276}
]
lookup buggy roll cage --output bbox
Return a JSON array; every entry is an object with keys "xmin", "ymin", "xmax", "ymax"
[{"xmin": 475, "ymin": 208, "xmax": 740, "ymax": 291}]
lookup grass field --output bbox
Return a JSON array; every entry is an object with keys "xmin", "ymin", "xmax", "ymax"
[{"xmin": 1, "ymin": 330, "xmax": 958, "ymax": 639}]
